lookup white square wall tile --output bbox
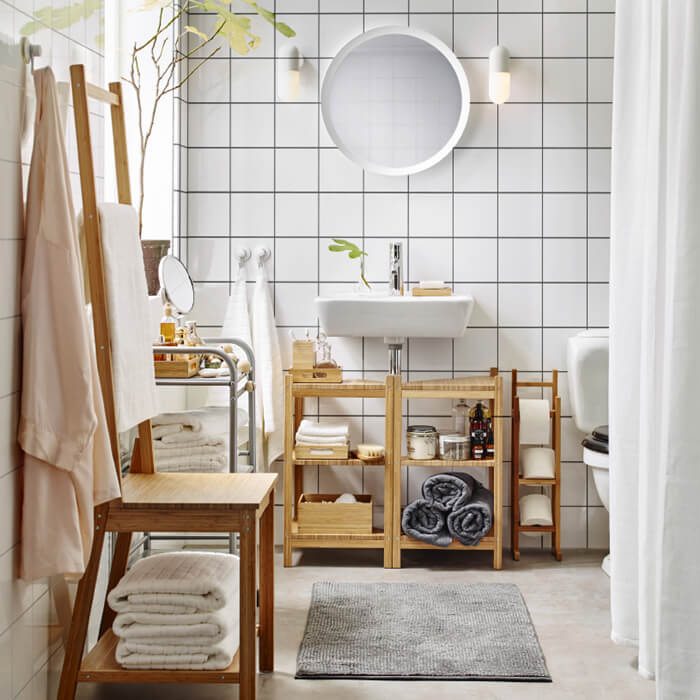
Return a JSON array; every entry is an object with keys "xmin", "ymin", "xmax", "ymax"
[
  {"xmin": 589, "ymin": 149, "xmax": 611, "ymax": 191},
  {"xmin": 411, "ymin": 14, "xmax": 454, "ymax": 48},
  {"xmin": 588, "ymin": 194, "xmax": 611, "ymax": 237},
  {"xmin": 544, "ymin": 328, "xmax": 583, "ymax": 371},
  {"xmin": 543, "ymin": 104, "xmax": 586, "ymax": 147},
  {"xmin": 543, "ymin": 283, "xmax": 586, "ymax": 326},
  {"xmin": 509, "ymin": 59, "xmax": 543, "ymax": 102},
  {"xmin": 588, "ymin": 239, "xmax": 610, "ymax": 282},
  {"xmin": 230, "ymin": 59, "xmax": 274, "ymax": 101},
  {"xmin": 365, "ymin": 194, "xmax": 407, "ymax": 237},
  {"xmin": 499, "ymin": 194, "xmax": 541, "ymax": 237},
  {"xmin": 456, "ymin": 283, "xmax": 497, "ymax": 326},
  {"xmin": 588, "ymin": 284, "xmax": 609, "ymax": 327},
  {"xmin": 543, "ymin": 14, "xmax": 587, "ymax": 57},
  {"xmin": 499, "ymin": 284, "xmax": 541, "ymax": 327},
  {"xmin": 498, "ymin": 13, "xmax": 541, "ymax": 57},
  {"xmin": 460, "ymin": 59, "xmax": 490, "ymax": 102},
  {"xmin": 499, "ymin": 150, "xmax": 542, "ymax": 192},
  {"xmin": 499, "ymin": 328, "xmax": 542, "ymax": 372},
  {"xmin": 543, "ymin": 149, "xmax": 587, "ymax": 192},
  {"xmin": 543, "ymin": 59, "xmax": 587, "ymax": 102},
  {"xmin": 454, "ymin": 149, "xmax": 497, "ymax": 191},
  {"xmin": 188, "ymin": 58, "xmax": 229, "ymax": 101},
  {"xmin": 453, "ymin": 14, "xmax": 497, "ymax": 57},
  {"xmin": 499, "ymin": 104, "xmax": 542, "ymax": 147},
  {"xmin": 454, "ymin": 328, "xmax": 498, "ymax": 371},
  {"xmin": 276, "ymin": 149, "xmax": 318, "ymax": 192},
  {"xmin": 589, "ymin": 13, "xmax": 615, "ymax": 57},
  {"xmin": 543, "ymin": 194, "xmax": 587, "ymax": 237},
  {"xmin": 409, "ymin": 194, "xmax": 452, "ymax": 237},
  {"xmin": 543, "ymin": 239, "xmax": 587, "ymax": 282},
  {"xmin": 231, "ymin": 193, "xmax": 275, "ymax": 237},
  {"xmin": 188, "ymin": 103, "xmax": 228, "ymax": 147},
  {"xmin": 230, "ymin": 104, "xmax": 274, "ymax": 147},
  {"xmin": 409, "ymin": 156, "xmax": 453, "ymax": 192},
  {"xmin": 561, "ymin": 462, "xmax": 588, "ymax": 507},
  {"xmin": 319, "ymin": 14, "xmax": 365, "ymax": 56},
  {"xmin": 454, "ymin": 239, "xmax": 497, "ymax": 282},
  {"xmin": 187, "ymin": 238, "xmax": 229, "ymax": 282},
  {"xmin": 561, "ymin": 507, "xmax": 588, "ymax": 548},
  {"xmin": 276, "ymin": 238, "xmax": 318, "ymax": 281},
  {"xmin": 409, "ymin": 238, "xmax": 452, "ymax": 284},
  {"xmin": 275, "ymin": 104, "xmax": 318, "ymax": 147},
  {"xmin": 588, "ymin": 103, "xmax": 612, "ymax": 148},
  {"xmin": 275, "ymin": 283, "xmax": 319, "ymax": 326},
  {"xmin": 320, "ymin": 149, "xmax": 363, "ymax": 192},
  {"xmin": 187, "ymin": 193, "xmax": 228, "ymax": 237},
  {"xmin": 189, "ymin": 149, "xmax": 229, "ymax": 191},
  {"xmin": 499, "ymin": 238, "xmax": 542, "ymax": 282},
  {"xmin": 409, "ymin": 339, "xmax": 452, "ymax": 371},
  {"xmin": 454, "ymin": 194, "xmax": 497, "ymax": 236},
  {"xmin": 319, "ymin": 194, "xmax": 362, "ymax": 237},
  {"xmin": 458, "ymin": 104, "xmax": 496, "ymax": 147},
  {"xmin": 230, "ymin": 148, "xmax": 274, "ymax": 191},
  {"xmin": 276, "ymin": 194, "xmax": 318, "ymax": 236},
  {"xmin": 588, "ymin": 507, "xmax": 610, "ymax": 549},
  {"xmin": 588, "ymin": 58, "xmax": 614, "ymax": 102}
]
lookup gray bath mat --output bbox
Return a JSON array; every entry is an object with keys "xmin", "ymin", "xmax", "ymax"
[{"xmin": 296, "ymin": 582, "xmax": 550, "ymax": 682}]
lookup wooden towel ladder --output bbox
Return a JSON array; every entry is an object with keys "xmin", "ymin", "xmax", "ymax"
[
  {"xmin": 57, "ymin": 64, "xmax": 276, "ymax": 700},
  {"xmin": 511, "ymin": 369, "xmax": 562, "ymax": 562}
]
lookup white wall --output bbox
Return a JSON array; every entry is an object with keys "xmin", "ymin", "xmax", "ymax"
[
  {"xmin": 0, "ymin": 2, "xmax": 106, "ymax": 696},
  {"xmin": 180, "ymin": 0, "xmax": 614, "ymax": 550}
]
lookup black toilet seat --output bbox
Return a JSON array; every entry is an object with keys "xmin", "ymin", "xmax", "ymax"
[{"xmin": 582, "ymin": 424, "xmax": 608, "ymax": 454}]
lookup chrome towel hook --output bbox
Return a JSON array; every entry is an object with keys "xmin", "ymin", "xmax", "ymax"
[
  {"xmin": 20, "ymin": 38, "xmax": 42, "ymax": 71},
  {"xmin": 255, "ymin": 246, "xmax": 271, "ymax": 268}
]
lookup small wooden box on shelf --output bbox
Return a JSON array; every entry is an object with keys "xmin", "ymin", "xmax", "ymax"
[
  {"xmin": 294, "ymin": 444, "xmax": 349, "ymax": 460},
  {"xmin": 153, "ymin": 356, "xmax": 199, "ymax": 378},
  {"xmin": 297, "ymin": 494, "xmax": 373, "ymax": 534}
]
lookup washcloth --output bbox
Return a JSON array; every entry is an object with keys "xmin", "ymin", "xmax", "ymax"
[
  {"xmin": 115, "ymin": 631, "xmax": 238, "ymax": 670},
  {"xmin": 90, "ymin": 204, "xmax": 158, "ymax": 433},
  {"xmin": 401, "ymin": 499, "xmax": 452, "ymax": 548},
  {"xmin": 297, "ymin": 420, "xmax": 350, "ymax": 439},
  {"xmin": 421, "ymin": 472, "xmax": 477, "ymax": 511},
  {"xmin": 447, "ymin": 482, "xmax": 494, "ymax": 546},
  {"xmin": 113, "ymin": 595, "xmax": 238, "ymax": 644},
  {"xmin": 108, "ymin": 551, "xmax": 239, "ymax": 614}
]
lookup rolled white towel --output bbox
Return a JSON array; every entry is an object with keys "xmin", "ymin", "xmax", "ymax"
[{"xmin": 297, "ymin": 419, "xmax": 349, "ymax": 438}]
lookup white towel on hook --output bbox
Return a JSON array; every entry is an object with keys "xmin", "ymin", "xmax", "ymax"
[
  {"xmin": 252, "ymin": 261, "xmax": 284, "ymax": 469},
  {"xmin": 207, "ymin": 266, "xmax": 253, "ymax": 408},
  {"xmin": 80, "ymin": 204, "xmax": 158, "ymax": 433}
]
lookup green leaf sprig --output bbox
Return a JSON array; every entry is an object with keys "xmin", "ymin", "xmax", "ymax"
[{"xmin": 328, "ymin": 238, "xmax": 370, "ymax": 289}]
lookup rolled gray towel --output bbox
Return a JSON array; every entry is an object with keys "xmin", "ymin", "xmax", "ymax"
[
  {"xmin": 446, "ymin": 482, "xmax": 494, "ymax": 546},
  {"xmin": 422, "ymin": 472, "xmax": 477, "ymax": 511},
  {"xmin": 401, "ymin": 499, "xmax": 452, "ymax": 548}
]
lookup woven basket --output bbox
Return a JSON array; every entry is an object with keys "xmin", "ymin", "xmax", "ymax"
[{"xmin": 141, "ymin": 239, "xmax": 170, "ymax": 295}]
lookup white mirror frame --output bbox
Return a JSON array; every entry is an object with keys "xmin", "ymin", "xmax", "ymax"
[{"xmin": 321, "ymin": 26, "xmax": 470, "ymax": 177}]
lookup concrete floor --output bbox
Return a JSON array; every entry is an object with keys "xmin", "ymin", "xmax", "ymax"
[{"xmin": 74, "ymin": 548, "xmax": 654, "ymax": 700}]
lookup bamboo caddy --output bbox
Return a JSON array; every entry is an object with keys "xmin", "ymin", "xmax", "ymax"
[{"xmin": 57, "ymin": 65, "xmax": 276, "ymax": 700}]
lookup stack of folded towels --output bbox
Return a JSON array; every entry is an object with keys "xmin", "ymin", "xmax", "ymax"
[
  {"xmin": 151, "ymin": 408, "xmax": 249, "ymax": 473},
  {"xmin": 108, "ymin": 551, "xmax": 239, "ymax": 670},
  {"xmin": 294, "ymin": 419, "xmax": 350, "ymax": 448}
]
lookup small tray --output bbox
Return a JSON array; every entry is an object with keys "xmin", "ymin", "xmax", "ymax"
[
  {"xmin": 294, "ymin": 444, "xmax": 349, "ymax": 460},
  {"xmin": 412, "ymin": 287, "xmax": 452, "ymax": 296},
  {"xmin": 291, "ymin": 367, "xmax": 343, "ymax": 383},
  {"xmin": 154, "ymin": 357, "xmax": 199, "ymax": 378},
  {"xmin": 297, "ymin": 493, "xmax": 373, "ymax": 534}
]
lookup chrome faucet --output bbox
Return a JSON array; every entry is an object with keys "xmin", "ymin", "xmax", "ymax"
[{"xmin": 388, "ymin": 241, "xmax": 404, "ymax": 296}]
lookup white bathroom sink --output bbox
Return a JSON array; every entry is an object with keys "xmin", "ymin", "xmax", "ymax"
[{"xmin": 315, "ymin": 293, "xmax": 474, "ymax": 342}]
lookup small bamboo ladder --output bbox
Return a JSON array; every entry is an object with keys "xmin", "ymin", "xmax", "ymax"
[{"xmin": 511, "ymin": 369, "xmax": 562, "ymax": 561}]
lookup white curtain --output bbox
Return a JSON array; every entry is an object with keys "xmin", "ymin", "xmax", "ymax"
[{"xmin": 609, "ymin": 2, "xmax": 700, "ymax": 697}]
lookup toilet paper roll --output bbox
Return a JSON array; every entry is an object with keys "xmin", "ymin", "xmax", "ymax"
[
  {"xmin": 519, "ymin": 399, "xmax": 551, "ymax": 445},
  {"xmin": 521, "ymin": 447, "xmax": 556, "ymax": 479},
  {"xmin": 519, "ymin": 493, "xmax": 553, "ymax": 531}
]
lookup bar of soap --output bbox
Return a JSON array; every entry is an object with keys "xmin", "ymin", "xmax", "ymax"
[{"xmin": 418, "ymin": 280, "xmax": 446, "ymax": 289}]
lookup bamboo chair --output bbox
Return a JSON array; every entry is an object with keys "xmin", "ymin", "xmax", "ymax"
[
  {"xmin": 57, "ymin": 64, "xmax": 276, "ymax": 700},
  {"xmin": 511, "ymin": 369, "xmax": 562, "ymax": 562}
]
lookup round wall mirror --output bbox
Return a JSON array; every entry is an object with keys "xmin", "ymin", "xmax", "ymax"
[
  {"xmin": 158, "ymin": 255, "xmax": 194, "ymax": 314},
  {"xmin": 321, "ymin": 27, "xmax": 470, "ymax": 176}
]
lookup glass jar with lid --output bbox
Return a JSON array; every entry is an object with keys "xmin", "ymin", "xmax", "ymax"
[{"xmin": 406, "ymin": 425, "xmax": 438, "ymax": 460}]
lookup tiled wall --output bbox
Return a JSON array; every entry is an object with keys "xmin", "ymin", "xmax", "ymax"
[
  {"xmin": 179, "ymin": 0, "xmax": 614, "ymax": 550},
  {"xmin": 0, "ymin": 2, "xmax": 106, "ymax": 696}
]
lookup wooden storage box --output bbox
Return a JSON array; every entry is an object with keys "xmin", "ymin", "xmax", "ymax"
[
  {"xmin": 291, "ymin": 367, "xmax": 343, "ymax": 383},
  {"xmin": 294, "ymin": 443, "xmax": 349, "ymax": 460},
  {"xmin": 154, "ymin": 356, "xmax": 199, "ymax": 378},
  {"xmin": 297, "ymin": 493, "xmax": 373, "ymax": 534}
]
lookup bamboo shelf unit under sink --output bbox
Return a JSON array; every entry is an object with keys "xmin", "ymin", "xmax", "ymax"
[{"xmin": 283, "ymin": 372, "xmax": 504, "ymax": 569}]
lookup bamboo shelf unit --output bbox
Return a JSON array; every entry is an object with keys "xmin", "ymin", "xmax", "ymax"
[
  {"xmin": 283, "ymin": 372, "xmax": 504, "ymax": 569},
  {"xmin": 511, "ymin": 369, "xmax": 562, "ymax": 561},
  {"xmin": 283, "ymin": 376, "xmax": 395, "ymax": 567}
]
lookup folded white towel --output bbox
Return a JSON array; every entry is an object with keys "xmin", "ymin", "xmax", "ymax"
[
  {"xmin": 152, "ymin": 424, "xmax": 182, "ymax": 440},
  {"xmin": 152, "ymin": 412, "xmax": 203, "ymax": 433},
  {"xmin": 113, "ymin": 595, "xmax": 237, "ymax": 644},
  {"xmin": 108, "ymin": 552, "xmax": 239, "ymax": 614},
  {"xmin": 154, "ymin": 444, "xmax": 224, "ymax": 458},
  {"xmin": 297, "ymin": 419, "xmax": 349, "ymax": 438},
  {"xmin": 155, "ymin": 455, "xmax": 227, "ymax": 473},
  {"xmin": 115, "ymin": 631, "xmax": 238, "ymax": 670},
  {"xmin": 295, "ymin": 434, "xmax": 350, "ymax": 446}
]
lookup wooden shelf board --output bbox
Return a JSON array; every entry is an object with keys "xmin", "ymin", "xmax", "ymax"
[
  {"xmin": 519, "ymin": 478, "xmax": 557, "ymax": 485},
  {"xmin": 400, "ymin": 457, "xmax": 495, "ymax": 468},
  {"xmin": 402, "ymin": 376, "xmax": 498, "ymax": 392},
  {"xmin": 292, "ymin": 379, "xmax": 386, "ymax": 398},
  {"xmin": 400, "ymin": 535, "xmax": 497, "ymax": 551},
  {"xmin": 289, "ymin": 521, "xmax": 386, "ymax": 548},
  {"xmin": 78, "ymin": 630, "xmax": 240, "ymax": 684},
  {"xmin": 293, "ymin": 452, "xmax": 384, "ymax": 467}
]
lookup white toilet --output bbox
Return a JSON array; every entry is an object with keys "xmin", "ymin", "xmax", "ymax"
[{"xmin": 567, "ymin": 329, "xmax": 610, "ymax": 574}]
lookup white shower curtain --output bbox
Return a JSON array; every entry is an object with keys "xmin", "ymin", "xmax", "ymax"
[{"xmin": 610, "ymin": 2, "xmax": 700, "ymax": 697}]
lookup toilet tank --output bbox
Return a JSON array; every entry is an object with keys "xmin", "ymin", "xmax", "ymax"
[{"xmin": 567, "ymin": 330, "xmax": 609, "ymax": 434}]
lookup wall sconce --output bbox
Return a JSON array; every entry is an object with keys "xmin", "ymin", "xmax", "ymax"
[
  {"xmin": 489, "ymin": 45, "xmax": 511, "ymax": 105},
  {"xmin": 278, "ymin": 45, "xmax": 304, "ymax": 101}
]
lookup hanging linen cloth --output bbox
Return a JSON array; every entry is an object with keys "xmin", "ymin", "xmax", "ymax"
[
  {"xmin": 18, "ymin": 68, "xmax": 120, "ymax": 580},
  {"xmin": 252, "ymin": 259, "xmax": 284, "ymax": 469}
]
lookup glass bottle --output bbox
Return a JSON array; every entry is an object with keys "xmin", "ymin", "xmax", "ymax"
[{"xmin": 160, "ymin": 302, "xmax": 176, "ymax": 343}]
